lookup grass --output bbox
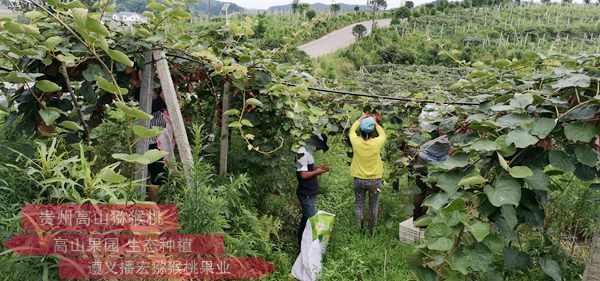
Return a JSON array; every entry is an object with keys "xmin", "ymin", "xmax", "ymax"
[{"xmin": 262, "ymin": 138, "xmax": 416, "ymax": 280}]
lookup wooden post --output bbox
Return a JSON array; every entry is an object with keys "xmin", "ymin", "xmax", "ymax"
[
  {"xmin": 584, "ymin": 215, "xmax": 600, "ymax": 281},
  {"xmin": 219, "ymin": 82, "xmax": 231, "ymax": 175},
  {"xmin": 153, "ymin": 51, "xmax": 194, "ymax": 178},
  {"xmin": 134, "ymin": 51, "xmax": 154, "ymax": 199}
]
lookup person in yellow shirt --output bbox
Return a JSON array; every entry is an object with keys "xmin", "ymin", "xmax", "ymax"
[{"xmin": 349, "ymin": 113, "xmax": 386, "ymax": 234}]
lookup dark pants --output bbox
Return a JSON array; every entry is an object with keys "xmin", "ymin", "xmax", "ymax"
[
  {"xmin": 148, "ymin": 143, "xmax": 166, "ymax": 186},
  {"xmin": 354, "ymin": 178, "xmax": 381, "ymax": 233},
  {"xmin": 412, "ymin": 157, "xmax": 440, "ymax": 220},
  {"xmin": 297, "ymin": 194, "xmax": 317, "ymax": 247}
]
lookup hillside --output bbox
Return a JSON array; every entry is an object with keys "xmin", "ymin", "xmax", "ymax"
[
  {"xmin": 115, "ymin": 0, "xmax": 244, "ymax": 14},
  {"xmin": 268, "ymin": 3, "xmax": 371, "ymax": 12}
]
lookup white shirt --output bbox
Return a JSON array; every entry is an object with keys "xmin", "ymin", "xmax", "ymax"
[{"xmin": 296, "ymin": 147, "xmax": 315, "ymax": 172}]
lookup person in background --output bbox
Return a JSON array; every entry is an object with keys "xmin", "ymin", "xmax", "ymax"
[
  {"xmin": 147, "ymin": 90, "xmax": 175, "ymax": 202},
  {"xmin": 349, "ymin": 113, "xmax": 387, "ymax": 234},
  {"xmin": 411, "ymin": 105, "xmax": 455, "ymax": 221},
  {"xmin": 412, "ymin": 132, "xmax": 451, "ymax": 220},
  {"xmin": 295, "ymin": 134, "xmax": 329, "ymax": 247}
]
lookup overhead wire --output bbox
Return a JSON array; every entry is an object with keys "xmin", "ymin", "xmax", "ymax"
[{"xmin": 165, "ymin": 53, "xmax": 481, "ymax": 106}]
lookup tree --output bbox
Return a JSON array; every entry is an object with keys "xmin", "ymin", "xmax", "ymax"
[
  {"xmin": 584, "ymin": 0, "xmax": 591, "ymax": 4},
  {"xmin": 292, "ymin": 0, "xmax": 300, "ymax": 14},
  {"xmin": 352, "ymin": 24, "xmax": 367, "ymax": 40},
  {"xmin": 405, "ymin": 1, "xmax": 415, "ymax": 8},
  {"xmin": 306, "ymin": 9, "xmax": 316, "ymax": 20},
  {"xmin": 393, "ymin": 6, "xmax": 411, "ymax": 24},
  {"xmin": 367, "ymin": 0, "xmax": 387, "ymax": 32},
  {"xmin": 331, "ymin": 3, "xmax": 341, "ymax": 14}
]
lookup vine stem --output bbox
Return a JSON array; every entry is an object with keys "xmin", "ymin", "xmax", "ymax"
[{"xmin": 60, "ymin": 62, "xmax": 92, "ymax": 146}]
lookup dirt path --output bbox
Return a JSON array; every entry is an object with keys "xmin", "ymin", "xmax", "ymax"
[{"xmin": 298, "ymin": 19, "xmax": 392, "ymax": 58}]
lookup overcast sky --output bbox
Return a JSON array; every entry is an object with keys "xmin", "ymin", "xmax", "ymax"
[{"xmin": 226, "ymin": 0, "xmax": 417, "ymax": 10}]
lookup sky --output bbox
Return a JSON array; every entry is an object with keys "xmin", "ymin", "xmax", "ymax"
[{"xmin": 226, "ymin": 0, "xmax": 418, "ymax": 10}]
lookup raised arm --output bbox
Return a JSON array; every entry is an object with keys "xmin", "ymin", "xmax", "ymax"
[
  {"xmin": 373, "ymin": 122, "xmax": 387, "ymax": 147},
  {"xmin": 349, "ymin": 119, "xmax": 361, "ymax": 145}
]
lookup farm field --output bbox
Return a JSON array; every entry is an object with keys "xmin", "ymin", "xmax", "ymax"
[{"xmin": 1, "ymin": 1, "xmax": 600, "ymax": 281}]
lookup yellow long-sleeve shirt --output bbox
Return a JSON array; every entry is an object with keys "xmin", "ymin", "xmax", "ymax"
[{"xmin": 349, "ymin": 120, "xmax": 386, "ymax": 179}]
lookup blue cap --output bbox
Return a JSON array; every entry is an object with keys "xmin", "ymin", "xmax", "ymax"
[{"xmin": 360, "ymin": 117, "xmax": 375, "ymax": 133}]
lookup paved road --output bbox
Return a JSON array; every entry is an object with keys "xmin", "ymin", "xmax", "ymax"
[{"xmin": 298, "ymin": 19, "xmax": 392, "ymax": 58}]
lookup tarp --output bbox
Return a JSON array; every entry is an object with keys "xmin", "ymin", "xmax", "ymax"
[{"xmin": 291, "ymin": 210, "xmax": 336, "ymax": 281}]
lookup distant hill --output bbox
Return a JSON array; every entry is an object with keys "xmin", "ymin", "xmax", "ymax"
[
  {"xmin": 268, "ymin": 3, "xmax": 372, "ymax": 13},
  {"xmin": 187, "ymin": 0, "xmax": 244, "ymax": 16},
  {"xmin": 115, "ymin": 0, "xmax": 244, "ymax": 15}
]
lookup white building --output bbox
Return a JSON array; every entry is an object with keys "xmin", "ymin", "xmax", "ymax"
[{"xmin": 111, "ymin": 12, "xmax": 146, "ymax": 25}]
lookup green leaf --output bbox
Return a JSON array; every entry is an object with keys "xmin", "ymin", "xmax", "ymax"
[
  {"xmin": 433, "ymin": 153, "xmax": 470, "ymax": 170},
  {"xmin": 469, "ymin": 139, "xmax": 497, "ymax": 152},
  {"xmin": 133, "ymin": 126, "xmax": 164, "ymax": 138},
  {"xmin": 428, "ymin": 237, "xmax": 454, "ymax": 251},
  {"xmin": 414, "ymin": 216, "xmax": 432, "ymax": 228},
  {"xmin": 509, "ymin": 93, "xmax": 534, "ymax": 109},
  {"xmin": 241, "ymin": 119, "xmax": 254, "ymax": 127},
  {"xmin": 25, "ymin": 11, "xmax": 45, "ymax": 19},
  {"xmin": 509, "ymin": 166, "xmax": 533, "ymax": 178},
  {"xmin": 107, "ymin": 49, "xmax": 134, "ymax": 67},
  {"xmin": 506, "ymin": 128, "xmax": 538, "ymax": 148},
  {"xmin": 86, "ymin": 17, "xmax": 109, "ymax": 36},
  {"xmin": 448, "ymin": 248, "xmax": 471, "ymax": 275},
  {"xmin": 228, "ymin": 121, "xmax": 242, "ymax": 128},
  {"xmin": 223, "ymin": 109, "xmax": 240, "ymax": 116},
  {"xmin": 574, "ymin": 163, "xmax": 596, "ymax": 181},
  {"xmin": 100, "ymin": 169, "xmax": 127, "ymax": 183},
  {"xmin": 468, "ymin": 221, "xmax": 490, "ymax": 242},
  {"xmin": 112, "ymin": 149, "xmax": 168, "ymax": 165},
  {"xmin": 412, "ymin": 267, "xmax": 439, "ymax": 281},
  {"xmin": 530, "ymin": 118, "xmax": 556, "ymax": 139},
  {"xmin": 35, "ymin": 80, "xmax": 61, "ymax": 92},
  {"xmin": 564, "ymin": 123, "xmax": 597, "ymax": 143},
  {"xmin": 525, "ymin": 169, "xmax": 551, "ymax": 192},
  {"xmin": 39, "ymin": 107, "xmax": 61, "ymax": 126},
  {"xmin": 59, "ymin": 121, "xmax": 83, "ymax": 131},
  {"xmin": 458, "ymin": 173, "xmax": 487, "ymax": 186},
  {"xmin": 3, "ymin": 21, "xmax": 24, "ymax": 33},
  {"xmin": 501, "ymin": 205, "xmax": 518, "ymax": 229},
  {"xmin": 246, "ymin": 98, "xmax": 263, "ymax": 107},
  {"xmin": 484, "ymin": 177, "xmax": 522, "ymax": 207},
  {"xmin": 115, "ymin": 102, "xmax": 151, "ymax": 120},
  {"xmin": 497, "ymin": 152, "xmax": 510, "ymax": 171},
  {"xmin": 496, "ymin": 135, "xmax": 516, "ymax": 157},
  {"xmin": 95, "ymin": 75, "xmax": 128, "ymax": 95},
  {"xmin": 549, "ymin": 150, "xmax": 576, "ymax": 173},
  {"xmin": 503, "ymin": 247, "xmax": 531, "ymax": 270},
  {"xmin": 493, "ymin": 59, "xmax": 511, "ymax": 68},
  {"xmin": 436, "ymin": 171, "xmax": 463, "ymax": 195},
  {"xmin": 425, "ymin": 223, "xmax": 455, "ymax": 251},
  {"xmin": 483, "ymin": 235, "xmax": 505, "ymax": 253},
  {"xmin": 539, "ymin": 258, "xmax": 562, "ymax": 281},
  {"xmin": 146, "ymin": 2, "xmax": 166, "ymax": 11},
  {"xmin": 72, "ymin": 8, "xmax": 88, "ymax": 29},
  {"xmin": 470, "ymin": 244, "xmax": 495, "ymax": 272},
  {"xmin": 552, "ymin": 73, "xmax": 591, "ymax": 89},
  {"xmin": 44, "ymin": 36, "xmax": 63, "ymax": 49},
  {"xmin": 575, "ymin": 145, "xmax": 597, "ymax": 167},
  {"xmin": 422, "ymin": 192, "xmax": 450, "ymax": 210}
]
